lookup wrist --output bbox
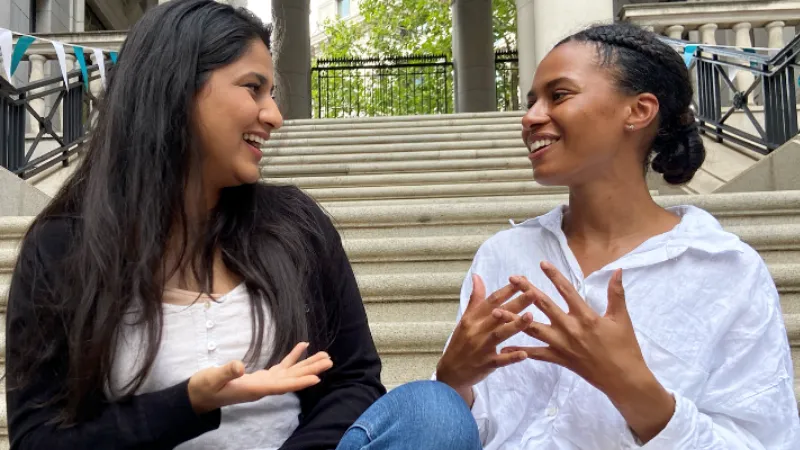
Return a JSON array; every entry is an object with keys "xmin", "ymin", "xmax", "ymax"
[
  {"xmin": 435, "ymin": 365, "xmax": 475, "ymax": 408},
  {"xmin": 187, "ymin": 379, "xmax": 216, "ymax": 415},
  {"xmin": 608, "ymin": 369, "xmax": 675, "ymax": 443}
]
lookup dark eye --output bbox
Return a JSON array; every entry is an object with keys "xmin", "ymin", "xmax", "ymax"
[
  {"xmin": 552, "ymin": 91, "xmax": 568, "ymax": 102},
  {"xmin": 245, "ymin": 83, "xmax": 262, "ymax": 93}
]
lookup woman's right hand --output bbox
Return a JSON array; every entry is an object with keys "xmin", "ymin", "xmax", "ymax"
[
  {"xmin": 188, "ymin": 342, "xmax": 333, "ymax": 414},
  {"xmin": 435, "ymin": 274, "xmax": 535, "ymax": 406}
]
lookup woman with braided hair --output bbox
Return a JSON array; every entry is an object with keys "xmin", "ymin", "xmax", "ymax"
[
  {"xmin": 431, "ymin": 22, "xmax": 800, "ymax": 449},
  {"xmin": 333, "ymin": 22, "xmax": 799, "ymax": 450}
]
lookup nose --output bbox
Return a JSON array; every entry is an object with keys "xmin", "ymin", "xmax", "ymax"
[
  {"xmin": 259, "ymin": 96, "xmax": 284, "ymax": 130},
  {"xmin": 522, "ymin": 100, "xmax": 549, "ymax": 131}
]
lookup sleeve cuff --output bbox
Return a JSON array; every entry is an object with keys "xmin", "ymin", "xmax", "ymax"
[
  {"xmin": 620, "ymin": 392, "xmax": 692, "ymax": 450},
  {"xmin": 145, "ymin": 379, "xmax": 222, "ymax": 445},
  {"xmin": 471, "ymin": 386, "xmax": 493, "ymax": 446}
]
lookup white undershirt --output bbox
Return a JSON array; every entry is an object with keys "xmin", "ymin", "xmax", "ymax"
[{"xmin": 109, "ymin": 283, "xmax": 301, "ymax": 450}]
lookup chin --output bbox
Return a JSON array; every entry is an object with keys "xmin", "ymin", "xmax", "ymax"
[{"xmin": 532, "ymin": 166, "xmax": 566, "ymax": 187}]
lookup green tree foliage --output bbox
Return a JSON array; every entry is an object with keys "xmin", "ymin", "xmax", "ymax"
[{"xmin": 312, "ymin": 0, "xmax": 518, "ymax": 117}]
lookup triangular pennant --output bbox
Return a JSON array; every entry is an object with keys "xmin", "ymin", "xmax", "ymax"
[
  {"xmin": 110, "ymin": 51, "xmax": 118, "ymax": 64},
  {"xmin": 73, "ymin": 46, "xmax": 89, "ymax": 90},
  {"xmin": 51, "ymin": 40, "xmax": 69, "ymax": 87},
  {"xmin": 0, "ymin": 28, "xmax": 12, "ymax": 81},
  {"xmin": 683, "ymin": 45, "xmax": 698, "ymax": 68},
  {"xmin": 92, "ymin": 48, "xmax": 107, "ymax": 87},
  {"xmin": 727, "ymin": 67, "xmax": 741, "ymax": 84},
  {"xmin": 11, "ymin": 35, "xmax": 35, "ymax": 76}
]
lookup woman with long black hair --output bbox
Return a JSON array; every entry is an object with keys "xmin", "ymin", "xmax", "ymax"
[{"xmin": 5, "ymin": 1, "xmax": 384, "ymax": 448}]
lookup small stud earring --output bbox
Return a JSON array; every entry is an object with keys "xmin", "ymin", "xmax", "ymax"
[{"xmin": 627, "ymin": 124, "xmax": 635, "ymax": 131}]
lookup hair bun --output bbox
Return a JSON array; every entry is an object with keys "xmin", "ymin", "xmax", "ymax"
[{"xmin": 651, "ymin": 118, "xmax": 705, "ymax": 185}]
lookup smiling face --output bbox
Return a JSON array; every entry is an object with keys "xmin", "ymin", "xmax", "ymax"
[
  {"xmin": 522, "ymin": 41, "xmax": 640, "ymax": 187},
  {"xmin": 193, "ymin": 38, "xmax": 283, "ymax": 192}
]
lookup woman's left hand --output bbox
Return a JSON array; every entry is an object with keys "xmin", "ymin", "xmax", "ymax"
[{"xmin": 496, "ymin": 262, "xmax": 676, "ymax": 443}]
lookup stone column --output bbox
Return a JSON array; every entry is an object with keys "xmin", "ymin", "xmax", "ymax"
[
  {"xmin": 665, "ymin": 25, "xmax": 685, "ymax": 40},
  {"xmin": 516, "ymin": 0, "xmax": 536, "ymax": 106},
  {"xmin": 28, "ymin": 54, "xmax": 48, "ymax": 135},
  {"xmin": 452, "ymin": 0, "xmax": 495, "ymax": 112},
  {"xmin": 766, "ymin": 21, "xmax": 785, "ymax": 49},
  {"xmin": 732, "ymin": 22, "xmax": 756, "ymax": 97},
  {"xmin": 699, "ymin": 23, "xmax": 717, "ymax": 45},
  {"xmin": 272, "ymin": 0, "xmax": 311, "ymax": 119},
  {"xmin": 533, "ymin": 0, "xmax": 614, "ymax": 65}
]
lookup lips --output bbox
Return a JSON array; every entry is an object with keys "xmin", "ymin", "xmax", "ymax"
[{"xmin": 526, "ymin": 135, "xmax": 560, "ymax": 156}]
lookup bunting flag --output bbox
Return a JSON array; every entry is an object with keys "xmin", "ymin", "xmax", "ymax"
[
  {"xmin": 11, "ymin": 35, "xmax": 35, "ymax": 76},
  {"xmin": 93, "ymin": 48, "xmax": 107, "ymax": 87},
  {"xmin": 0, "ymin": 29, "xmax": 117, "ymax": 88},
  {"xmin": 683, "ymin": 44, "xmax": 698, "ymax": 68},
  {"xmin": 51, "ymin": 40, "xmax": 69, "ymax": 87},
  {"xmin": 0, "ymin": 28, "xmax": 12, "ymax": 81},
  {"xmin": 73, "ymin": 46, "xmax": 89, "ymax": 90}
]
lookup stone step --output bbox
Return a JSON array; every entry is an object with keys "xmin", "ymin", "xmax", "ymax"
[
  {"xmin": 328, "ymin": 191, "xmax": 800, "ymax": 239},
  {"xmin": 284, "ymin": 110, "xmax": 525, "ymax": 127},
  {"xmin": 280, "ymin": 114, "xmax": 525, "ymax": 132},
  {"xmin": 264, "ymin": 130, "xmax": 523, "ymax": 148},
  {"xmin": 319, "ymin": 194, "xmax": 572, "ymax": 207},
  {"xmin": 263, "ymin": 156, "xmax": 530, "ymax": 177},
  {"xmin": 272, "ymin": 123, "xmax": 522, "ymax": 140},
  {"xmin": 266, "ymin": 168, "xmax": 536, "ymax": 189},
  {"xmin": 372, "ymin": 314, "xmax": 800, "ymax": 390},
  {"xmin": 344, "ymin": 224, "xmax": 800, "ymax": 267},
  {"xmin": 264, "ymin": 147, "xmax": 525, "ymax": 166},
  {"xmin": 262, "ymin": 139, "xmax": 524, "ymax": 157},
  {"xmin": 304, "ymin": 182, "xmax": 566, "ymax": 203}
]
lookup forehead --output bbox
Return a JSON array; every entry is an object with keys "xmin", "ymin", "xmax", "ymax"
[
  {"xmin": 228, "ymin": 39, "xmax": 273, "ymax": 72},
  {"xmin": 532, "ymin": 42, "xmax": 604, "ymax": 89}
]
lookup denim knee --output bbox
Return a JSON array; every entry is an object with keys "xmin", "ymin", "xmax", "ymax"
[{"xmin": 342, "ymin": 380, "xmax": 480, "ymax": 449}]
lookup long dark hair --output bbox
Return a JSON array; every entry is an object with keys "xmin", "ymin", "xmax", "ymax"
[
  {"xmin": 559, "ymin": 23, "xmax": 705, "ymax": 185},
  {"xmin": 8, "ymin": 0, "xmax": 329, "ymax": 425}
]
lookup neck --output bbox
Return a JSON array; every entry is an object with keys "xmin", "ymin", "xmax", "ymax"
[{"xmin": 563, "ymin": 175, "xmax": 673, "ymax": 244}]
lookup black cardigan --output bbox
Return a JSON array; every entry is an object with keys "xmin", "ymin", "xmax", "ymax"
[{"xmin": 5, "ymin": 198, "xmax": 385, "ymax": 449}]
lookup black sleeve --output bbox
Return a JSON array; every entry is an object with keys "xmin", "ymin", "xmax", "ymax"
[
  {"xmin": 5, "ymin": 219, "xmax": 221, "ymax": 449},
  {"xmin": 280, "ymin": 205, "xmax": 386, "ymax": 450}
]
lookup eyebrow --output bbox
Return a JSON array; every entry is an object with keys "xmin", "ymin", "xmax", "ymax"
[
  {"xmin": 246, "ymin": 72, "xmax": 268, "ymax": 85},
  {"xmin": 527, "ymin": 76, "xmax": 575, "ymax": 99}
]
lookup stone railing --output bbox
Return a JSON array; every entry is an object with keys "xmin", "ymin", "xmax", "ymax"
[{"xmin": 620, "ymin": 0, "xmax": 800, "ymax": 95}]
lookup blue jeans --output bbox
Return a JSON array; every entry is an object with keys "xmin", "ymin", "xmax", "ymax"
[{"xmin": 336, "ymin": 381, "xmax": 482, "ymax": 450}]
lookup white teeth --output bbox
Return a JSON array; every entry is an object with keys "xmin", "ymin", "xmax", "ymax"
[
  {"xmin": 528, "ymin": 138, "xmax": 557, "ymax": 153},
  {"xmin": 243, "ymin": 133, "xmax": 268, "ymax": 147}
]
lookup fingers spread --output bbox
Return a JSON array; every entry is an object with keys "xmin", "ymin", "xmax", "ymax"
[
  {"xmin": 487, "ymin": 309, "xmax": 533, "ymax": 345},
  {"xmin": 279, "ymin": 342, "xmax": 310, "ymax": 368}
]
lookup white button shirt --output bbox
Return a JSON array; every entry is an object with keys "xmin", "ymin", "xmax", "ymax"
[{"xmin": 453, "ymin": 205, "xmax": 799, "ymax": 449}]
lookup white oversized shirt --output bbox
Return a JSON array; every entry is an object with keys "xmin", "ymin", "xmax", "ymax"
[{"xmin": 454, "ymin": 205, "xmax": 799, "ymax": 449}]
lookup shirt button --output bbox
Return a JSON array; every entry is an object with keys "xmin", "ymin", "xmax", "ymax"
[
  {"xmin": 546, "ymin": 406, "xmax": 558, "ymax": 417},
  {"xmin": 206, "ymin": 320, "xmax": 214, "ymax": 329},
  {"xmin": 207, "ymin": 342, "xmax": 217, "ymax": 352}
]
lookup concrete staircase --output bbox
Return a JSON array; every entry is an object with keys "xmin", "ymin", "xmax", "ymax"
[{"xmin": 0, "ymin": 112, "xmax": 797, "ymax": 444}]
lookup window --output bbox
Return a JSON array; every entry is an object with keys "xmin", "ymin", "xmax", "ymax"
[{"xmin": 337, "ymin": 0, "xmax": 351, "ymax": 18}]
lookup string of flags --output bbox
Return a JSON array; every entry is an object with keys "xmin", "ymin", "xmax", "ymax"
[
  {"xmin": 678, "ymin": 42, "xmax": 792, "ymax": 87},
  {"xmin": 0, "ymin": 28, "xmax": 118, "ymax": 90}
]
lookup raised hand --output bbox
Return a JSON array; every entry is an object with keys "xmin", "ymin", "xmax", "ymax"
[
  {"xmin": 435, "ymin": 273, "xmax": 538, "ymax": 405},
  {"xmin": 188, "ymin": 342, "xmax": 333, "ymax": 414},
  {"xmin": 496, "ymin": 262, "xmax": 675, "ymax": 442}
]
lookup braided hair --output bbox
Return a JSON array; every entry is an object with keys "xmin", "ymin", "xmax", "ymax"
[{"xmin": 557, "ymin": 23, "xmax": 705, "ymax": 185}]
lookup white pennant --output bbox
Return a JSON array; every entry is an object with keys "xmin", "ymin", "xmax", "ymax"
[
  {"xmin": 0, "ymin": 28, "xmax": 13, "ymax": 82},
  {"xmin": 51, "ymin": 40, "xmax": 69, "ymax": 87},
  {"xmin": 727, "ymin": 67, "xmax": 742, "ymax": 84},
  {"xmin": 92, "ymin": 48, "xmax": 106, "ymax": 87}
]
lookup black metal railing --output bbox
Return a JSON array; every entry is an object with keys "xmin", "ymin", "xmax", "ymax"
[
  {"xmin": 664, "ymin": 35, "xmax": 800, "ymax": 154},
  {"xmin": 312, "ymin": 54, "xmax": 454, "ymax": 118},
  {"xmin": 495, "ymin": 50, "xmax": 520, "ymax": 112},
  {"xmin": 312, "ymin": 51, "xmax": 521, "ymax": 118},
  {"xmin": 1, "ymin": 61, "xmax": 104, "ymax": 179}
]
